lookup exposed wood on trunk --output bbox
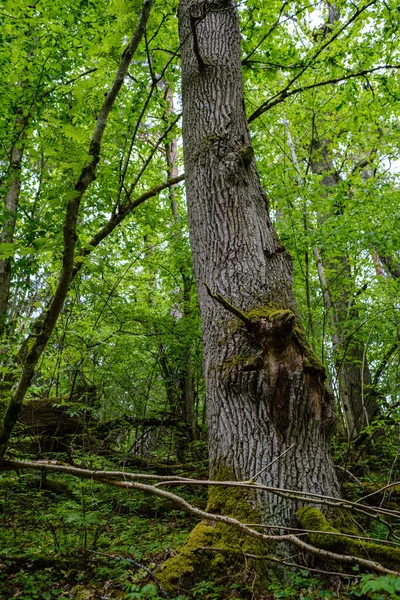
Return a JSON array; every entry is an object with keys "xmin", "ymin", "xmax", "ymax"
[{"xmin": 179, "ymin": 0, "xmax": 339, "ymax": 526}]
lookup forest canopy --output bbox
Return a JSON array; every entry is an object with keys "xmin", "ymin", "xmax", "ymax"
[{"xmin": 0, "ymin": 0, "xmax": 399, "ymax": 598}]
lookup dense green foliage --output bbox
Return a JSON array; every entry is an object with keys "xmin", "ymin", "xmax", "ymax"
[{"xmin": 0, "ymin": 0, "xmax": 400, "ymax": 597}]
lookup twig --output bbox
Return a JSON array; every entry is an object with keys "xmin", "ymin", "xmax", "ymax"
[
  {"xmin": 251, "ymin": 444, "xmax": 296, "ymax": 481},
  {"xmin": 4, "ymin": 460, "xmax": 399, "ymax": 520},
  {"xmin": 249, "ymin": 64, "xmax": 400, "ymax": 122},
  {"xmin": 88, "ymin": 550, "xmax": 170, "ymax": 600},
  {"xmin": 153, "ymin": 478, "xmax": 400, "ymax": 520},
  {"xmin": 243, "ymin": 524, "xmax": 400, "ymax": 549},
  {"xmin": 335, "ymin": 465, "xmax": 364, "ymax": 487},
  {"xmin": 2, "ymin": 460, "xmax": 399, "ymax": 575},
  {"xmin": 358, "ymin": 479, "xmax": 400, "ymax": 504},
  {"xmin": 198, "ymin": 546, "xmax": 359, "ymax": 578},
  {"xmin": 204, "ymin": 282, "xmax": 252, "ymax": 326}
]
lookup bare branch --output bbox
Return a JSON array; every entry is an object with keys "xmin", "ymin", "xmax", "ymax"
[
  {"xmin": 204, "ymin": 282, "xmax": 252, "ymax": 326},
  {"xmin": 71, "ymin": 174, "xmax": 184, "ymax": 281},
  {"xmin": 2, "ymin": 459, "xmax": 398, "ymax": 576}
]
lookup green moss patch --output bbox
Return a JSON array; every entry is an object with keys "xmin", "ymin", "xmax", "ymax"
[
  {"xmin": 297, "ymin": 507, "xmax": 400, "ymax": 571},
  {"xmin": 157, "ymin": 472, "xmax": 268, "ymax": 595}
]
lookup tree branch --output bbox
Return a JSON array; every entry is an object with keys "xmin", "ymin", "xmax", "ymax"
[
  {"xmin": 1, "ymin": 459, "xmax": 399, "ymax": 576},
  {"xmin": 71, "ymin": 174, "xmax": 184, "ymax": 281},
  {"xmin": 204, "ymin": 282, "xmax": 252, "ymax": 326},
  {"xmin": 249, "ymin": 65, "xmax": 400, "ymax": 122},
  {"xmin": 0, "ymin": 0, "xmax": 153, "ymax": 463}
]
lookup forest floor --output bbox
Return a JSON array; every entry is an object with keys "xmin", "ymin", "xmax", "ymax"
[{"xmin": 1, "ymin": 449, "xmax": 399, "ymax": 600}]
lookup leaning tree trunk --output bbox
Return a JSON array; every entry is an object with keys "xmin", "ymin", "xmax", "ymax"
[{"xmin": 179, "ymin": 0, "xmax": 339, "ymax": 526}]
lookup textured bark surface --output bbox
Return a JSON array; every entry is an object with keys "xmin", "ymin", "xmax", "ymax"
[
  {"xmin": 310, "ymin": 139, "xmax": 378, "ymax": 439},
  {"xmin": 0, "ymin": 140, "xmax": 24, "ymax": 335},
  {"xmin": 179, "ymin": 0, "xmax": 339, "ymax": 525}
]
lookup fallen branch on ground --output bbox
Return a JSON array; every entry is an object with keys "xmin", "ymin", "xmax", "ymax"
[{"xmin": 1, "ymin": 458, "xmax": 399, "ymax": 575}]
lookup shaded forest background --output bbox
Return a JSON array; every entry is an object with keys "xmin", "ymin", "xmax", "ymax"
[{"xmin": 0, "ymin": 0, "xmax": 399, "ymax": 598}]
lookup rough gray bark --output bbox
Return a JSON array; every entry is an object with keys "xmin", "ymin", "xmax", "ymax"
[{"xmin": 179, "ymin": 0, "xmax": 339, "ymax": 525}]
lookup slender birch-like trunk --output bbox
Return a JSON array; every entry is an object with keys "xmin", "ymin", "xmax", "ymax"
[
  {"xmin": 309, "ymin": 138, "xmax": 378, "ymax": 439},
  {"xmin": 0, "ymin": 0, "xmax": 152, "ymax": 462},
  {"xmin": 0, "ymin": 140, "xmax": 25, "ymax": 336}
]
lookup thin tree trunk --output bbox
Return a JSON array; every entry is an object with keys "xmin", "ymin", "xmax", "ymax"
[
  {"xmin": 164, "ymin": 85, "xmax": 199, "ymax": 459},
  {"xmin": 179, "ymin": 0, "xmax": 339, "ymax": 525},
  {"xmin": 0, "ymin": 139, "xmax": 25, "ymax": 336},
  {"xmin": 309, "ymin": 136, "xmax": 378, "ymax": 438},
  {"xmin": 0, "ymin": 0, "xmax": 152, "ymax": 462}
]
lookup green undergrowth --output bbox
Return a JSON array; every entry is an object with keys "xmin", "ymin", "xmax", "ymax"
[
  {"xmin": 1, "ymin": 456, "xmax": 400, "ymax": 599},
  {"xmin": 0, "ymin": 455, "xmax": 202, "ymax": 599}
]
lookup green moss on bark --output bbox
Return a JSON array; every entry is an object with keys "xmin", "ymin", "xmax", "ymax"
[
  {"xmin": 156, "ymin": 471, "xmax": 268, "ymax": 595},
  {"xmin": 297, "ymin": 507, "xmax": 400, "ymax": 571},
  {"xmin": 245, "ymin": 307, "xmax": 293, "ymax": 322}
]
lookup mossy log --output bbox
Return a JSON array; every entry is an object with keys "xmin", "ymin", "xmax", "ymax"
[
  {"xmin": 297, "ymin": 507, "xmax": 400, "ymax": 572},
  {"xmin": 19, "ymin": 389, "xmax": 96, "ymax": 436}
]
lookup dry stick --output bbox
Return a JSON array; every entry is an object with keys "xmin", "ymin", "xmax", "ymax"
[
  {"xmin": 2, "ymin": 460, "xmax": 399, "ymax": 575},
  {"xmin": 358, "ymin": 480, "xmax": 400, "ymax": 503},
  {"xmin": 89, "ymin": 478, "xmax": 400, "ymax": 576},
  {"xmin": 125, "ymin": 112, "xmax": 182, "ymax": 198},
  {"xmin": 0, "ymin": 0, "xmax": 153, "ymax": 463},
  {"xmin": 244, "ymin": 524, "xmax": 400, "ymax": 549},
  {"xmin": 251, "ymin": 444, "xmax": 296, "ymax": 481},
  {"xmin": 204, "ymin": 282, "xmax": 252, "ymax": 326},
  {"xmin": 4, "ymin": 459, "xmax": 399, "ymax": 520},
  {"xmin": 199, "ymin": 547, "xmax": 359, "ymax": 579},
  {"xmin": 152, "ymin": 479, "xmax": 400, "ymax": 520},
  {"xmin": 2, "ymin": 459, "xmax": 192, "ymax": 482},
  {"xmin": 242, "ymin": 0, "xmax": 289, "ymax": 64}
]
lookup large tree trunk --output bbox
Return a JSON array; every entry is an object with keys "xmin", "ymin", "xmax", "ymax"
[{"xmin": 179, "ymin": 0, "xmax": 339, "ymax": 525}]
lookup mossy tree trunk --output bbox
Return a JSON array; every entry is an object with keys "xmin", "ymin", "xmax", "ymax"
[{"xmin": 179, "ymin": 0, "xmax": 339, "ymax": 527}]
